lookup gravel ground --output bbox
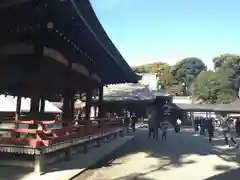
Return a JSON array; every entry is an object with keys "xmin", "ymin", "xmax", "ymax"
[{"xmin": 73, "ymin": 127, "xmax": 240, "ymax": 180}]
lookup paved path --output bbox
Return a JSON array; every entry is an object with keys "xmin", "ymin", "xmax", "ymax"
[
  {"xmin": 74, "ymin": 127, "xmax": 240, "ymax": 180},
  {"xmin": 0, "ymin": 133, "xmax": 133, "ymax": 180}
]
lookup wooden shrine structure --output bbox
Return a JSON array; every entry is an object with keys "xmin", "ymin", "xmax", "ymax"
[{"xmin": 0, "ymin": 0, "xmax": 139, "ymax": 174}]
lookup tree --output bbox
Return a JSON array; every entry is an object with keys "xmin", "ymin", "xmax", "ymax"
[
  {"xmin": 213, "ymin": 54, "xmax": 240, "ymax": 91},
  {"xmin": 191, "ymin": 71, "xmax": 237, "ymax": 104},
  {"xmin": 132, "ymin": 66, "xmax": 146, "ymax": 73},
  {"xmin": 213, "ymin": 53, "xmax": 239, "ymax": 70},
  {"xmin": 166, "ymin": 84, "xmax": 184, "ymax": 96},
  {"xmin": 171, "ymin": 57, "xmax": 207, "ymax": 87},
  {"xmin": 156, "ymin": 63, "xmax": 172, "ymax": 89},
  {"xmin": 132, "ymin": 62, "xmax": 168, "ymax": 73}
]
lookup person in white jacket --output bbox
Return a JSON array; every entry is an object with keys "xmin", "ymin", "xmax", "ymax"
[
  {"xmin": 177, "ymin": 117, "xmax": 182, "ymax": 125},
  {"xmin": 220, "ymin": 115, "xmax": 238, "ymax": 147}
]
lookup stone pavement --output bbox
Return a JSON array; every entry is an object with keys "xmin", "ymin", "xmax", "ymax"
[
  {"xmin": 0, "ymin": 135, "xmax": 133, "ymax": 180},
  {"xmin": 75, "ymin": 127, "xmax": 240, "ymax": 180}
]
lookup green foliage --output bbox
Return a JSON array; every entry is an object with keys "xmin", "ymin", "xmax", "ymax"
[
  {"xmin": 213, "ymin": 53, "xmax": 240, "ymax": 70},
  {"xmin": 132, "ymin": 62, "xmax": 168, "ymax": 73},
  {"xmin": 190, "ymin": 70, "xmax": 237, "ymax": 104},
  {"xmin": 171, "ymin": 57, "xmax": 207, "ymax": 87},
  {"xmin": 213, "ymin": 54, "xmax": 240, "ymax": 90},
  {"xmin": 131, "ymin": 55, "xmax": 239, "ymax": 103},
  {"xmin": 166, "ymin": 84, "xmax": 184, "ymax": 95},
  {"xmin": 156, "ymin": 64, "xmax": 171, "ymax": 89}
]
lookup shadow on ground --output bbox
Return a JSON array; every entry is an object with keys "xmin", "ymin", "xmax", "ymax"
[
  {"xmin": 0, "ymin": 166, "xmax": 32, "ymax": 180},
  {"xmin": 77, "ymin": 127, "xmax": 240, "ymax": 180},
  {"xmin": 5, "ymin": 126, "xmax": 236, "ymax": 180},
  {"xmin": 204, "ymin": 167, "xmax": 240, "ymax": 180}
]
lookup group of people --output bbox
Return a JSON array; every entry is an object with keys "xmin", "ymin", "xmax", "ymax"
[
  {"xmin": 194, "ymin": 117, "xmax": 215, "ymax": 142},
  {"xmin": 194, "ymin": 116, "xmax": 239, "ymax": 147},
  {"xmin": 147, "ymin": 111, "xmax": 181, "ymax": 141},
  {"xmin": 124, "ymin": 112, "xmax": 138, "ymax": 132}
]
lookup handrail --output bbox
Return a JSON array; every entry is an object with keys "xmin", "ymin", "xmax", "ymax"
[
  {"xmin": 0, "ymin": 117, "xmax": 125, "ymax": 148},
  {"xmin": 0, "ymin": 117, "xmax": 125, "ymax": 124}
]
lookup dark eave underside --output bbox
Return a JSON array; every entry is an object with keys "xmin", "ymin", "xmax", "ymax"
[
  {"xmin": 0, "ymin": 0, "xmax": 138, "ymax": 85},
  {"xmin": 0, "ymin": 54, "xmax": 98, "ymax": 96}
]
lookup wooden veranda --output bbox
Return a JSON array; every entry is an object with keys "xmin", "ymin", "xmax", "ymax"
[{"xmin": 0, "ymin": 0, "xmax": 139, "ymax": 174}]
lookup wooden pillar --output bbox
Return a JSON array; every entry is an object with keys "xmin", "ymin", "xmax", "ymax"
[
  {"xmin": 62, "ymin": 37, "xmax": 75, "ymax": 124},
  {"xmin": 70, "ymin": 95, "xmax": 74, "ymax": 121},
  {"xmin": 15, "ymin": 96, "xmax": 21, "ymax": 121},
  {"xmin": 62, "ymin": 91, "xmax": 74, "ymax": 124},
  {"xmin": 190, "ymin": 111, "xmax": 194, "ymax": 128},
  {"xmin": 40, "ymin": 97, "xmax": 45, "ymax": 114},
  {"xmin": 30, "ymin": 96, "xmax": 40, "ymax": 120},
  {"xmin": 98, "ymin": 86, "xmax": 104, "ymax": 118},
  {"xmin": 63, "ymin": 94, "xmax": 70, "ymax": 123},
  {"xmin": 94, "ymin": 105, "xmax": 97, "ymax": 117},
  {"xmin": 85, "ymin": 90, "xmax": 92, "ymax": 120},
  {"xmin": 13, "ymin": 96, "xmax": 22, "ymax": 137},
  {"xmin": 30, "ymin": 4, "xmax": 44, "ymax": 121},
  {"xmin": 39, "ymin": 97, "xmax": 45, "ymax": 121}
]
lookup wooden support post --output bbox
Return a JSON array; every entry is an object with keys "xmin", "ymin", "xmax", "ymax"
[
  {"xmin": 39, "ymin": 97, "xmax": 45, "ymax": 121},
  {"xmin": 15, "ymin": 96, "xmax": 21, "ymax": 121},
  {"xmin": 30, "ymin": 97, "xmax": 40, "ymax": 120},
  {"xmin": 40, "ymin": 97, "xmax": 45, "ymax": 114},
  {"xmin": 94, "ymin": 105, "xmax": 97, "ymax": 117},
  {"xmin": 98, "ymin": 86, "xmax": 104, "ymax": 118},
  {"xmin": 12, "ymin": 96, "xmax": 22, "ymax": 138},
  {"xmin": 34, "ymin": 153, "xmax": 44, "ymax": 175},
  {"xmin": 70, "ymin": 94, "xmax": 74, "ymax": 122},
  {"xmin": 63, "ymin": 94, "xmax": 70, "ymax": 123},
  {"xmin": 190, "ymin": 112, "xmax": 194, "ymax": 128},
  {"xmin": 62, "ymin": 52, "xmax": 74, "ymax": 125},
  {"xmin": 62, "ymin": 91, "xmax": 74, "ymax": 125},
  {"xmin": 85, "ymin": 90, "xmax": 92, "ymax": 121}
]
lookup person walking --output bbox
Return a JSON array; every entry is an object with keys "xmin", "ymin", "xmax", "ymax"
[
  {"xmin": 207, "ymin": 119, "xmax": 214, "ymax": 144},
  {"xmin": 131, "ymin": 113, "xmax": 137, "ymax": 132},
  {"xmin": 175, "ymin": 117, "xmax": 181, "ymax": 133},
  {"xmin": 161, "ymin": 121, "xmax": 168, "ymax": 141},
  {"xmin": 152, "ymin": 107, "xmax": 160, "ymax": 139},
  {"xmin": 235, "ymin": 117, "xmax": 240, "ymax": 137},
  {"xmin": 194, "ymin": 118, "xmax": 199, "ymax": 133},
  {"xmin": 148, "ymin": 112, "xmax": 155, "ymax": 139},
  {"xmin": 177, "ymin": 117, "xmax": 182, "ymax": 125},
  {"xmin": 221, "ymin": 118, "xmax": 238, "ymax": 147},
  {"xmin": 124, "ymin": 112, "xmax": 130, "ymax": 132}
]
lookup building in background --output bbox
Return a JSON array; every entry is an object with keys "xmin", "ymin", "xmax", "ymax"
[
  {"xmin": 172, "ymin": 96, "xmax": 193, "ymax": 104},
  {"xmin": 138, "ymin": 73, "xmax": 158, "ymax": 92}
]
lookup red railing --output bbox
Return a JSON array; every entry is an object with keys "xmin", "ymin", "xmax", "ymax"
[{"xmin": 0, "ymin": 117, "xmax": 125, "ymax": 148}]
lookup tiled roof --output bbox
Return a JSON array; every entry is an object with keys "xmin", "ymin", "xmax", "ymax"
[{"xmin": 103, "ymin": 83, "xmax": 165, "ymax": 101}]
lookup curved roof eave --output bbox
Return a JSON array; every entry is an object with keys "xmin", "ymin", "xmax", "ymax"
[
  {"xmin": 1, "ymin": 0, "xmax": 138, "ymax": 84},
  {"xmin": 74, "ymin": 0, "xmax": 138, "ymax": 82}
]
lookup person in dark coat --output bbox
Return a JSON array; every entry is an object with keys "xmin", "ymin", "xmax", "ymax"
[
  {"xmin": 124, "ymin": 112, "xmax": 130, "ymax": 132},
  {"xmin": 207, "ymin": 119, "xmax": 214, "ymax": 143},
  {"xmin": 194, "ymin": 118, "xmax": 200, "ymax": 132},
  {"xmin": 131, "ymin": 113, "xmax": 137, "ymax": 132},
  {"xmin": 148, "ymin": 112, "xmax": 155, "ymax": 139},
  {"xmin": 235, "ymin": 118, "xmax": 240, "ymax": 136}
]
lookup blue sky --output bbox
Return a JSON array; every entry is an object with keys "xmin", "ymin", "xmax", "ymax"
[{"xmin": 90, "ymin": 0, "xmax": 240, "ymax": 69}]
